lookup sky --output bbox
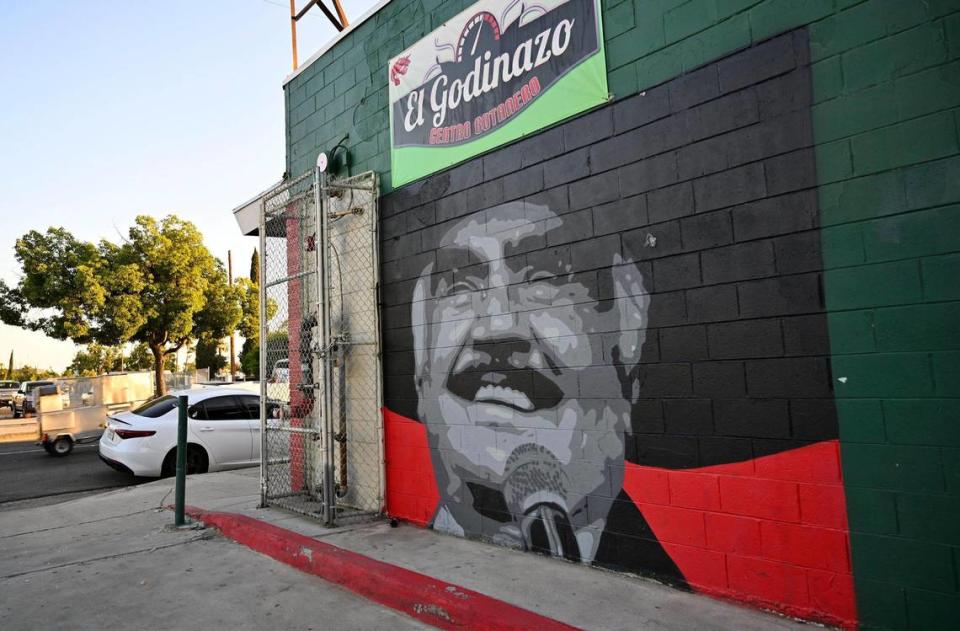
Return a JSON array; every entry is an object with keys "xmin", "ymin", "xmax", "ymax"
[{"xmin": 0, "ymin": 0, "xmax": 379, "ymax": 372}]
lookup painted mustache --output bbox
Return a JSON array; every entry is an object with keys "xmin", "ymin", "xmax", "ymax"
[{"xmin": 446, "ymin": 368, "xmax": 564, "ymax": 412}]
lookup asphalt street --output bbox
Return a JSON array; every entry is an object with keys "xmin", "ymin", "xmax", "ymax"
[{"xmin": 0, "ymin": 437, "xmax": 146, "ymax": 509}]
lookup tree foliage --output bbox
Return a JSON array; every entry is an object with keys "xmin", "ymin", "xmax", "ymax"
[
  {"xmin": 0, "ymin": 215, "xmax": 242, "ymax": 395},
  {"xmin": 237, "ymin": 247, "xmax": 276, "ymax": 379},
  {"xmin": 239, "ymin": 338, "xmax": 259, "ymax": 379},
  {"xmin": 0, "ymin": 280, "xmax": 26, "ymax": 328},
  {"xmin": 249, "ymin": 248, "xmax": 260, "ymax": 285},
  {"xmin": 195, "ymin": 336, "xmax": 226, "ymax": 375},
  {"xmin": 67, "ymin": 343, "xmax": 122, "ymax": 376},
  {"xmin": 65, "ymin": 342, "xmax": 158, "ymax": 376},
  {"xmin": 8, "ymin": 365, "xmax": 58, "ymax": 382},
  {"xmin": 125, "ymin": 343, "xmax": 154, "ymax": 371}
]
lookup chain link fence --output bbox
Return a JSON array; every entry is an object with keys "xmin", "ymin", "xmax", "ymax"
[
  {"xmin": 321, "ymin": 170, "xmax": 383, "ymax": 522},
  {"xmin": 259, "ymin": 169, "xmax": 382, "ymax": 525},
  {"xmin": 260, "ymin": 171, "xmax": 322, "ymax": 515}
]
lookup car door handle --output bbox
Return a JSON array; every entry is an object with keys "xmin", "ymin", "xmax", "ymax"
[{"xmin": 199, "ymin": 427, "xmax": 215, "ymax": 432}]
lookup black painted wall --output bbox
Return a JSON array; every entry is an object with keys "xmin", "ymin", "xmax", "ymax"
[{"xmin": 380, "ymin": 29, "xmax": 837, "ymax": 470}]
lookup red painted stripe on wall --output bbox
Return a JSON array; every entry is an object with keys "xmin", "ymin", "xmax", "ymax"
[
  {"xmin": 624, "ymin": 441, "xmax": 856, "ymax": 628},
  {"xmin": 383, "ymin": 408, "xmax": 857, "ymax": 629}
]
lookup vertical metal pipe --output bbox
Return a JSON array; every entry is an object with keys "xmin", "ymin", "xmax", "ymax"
[
  {"xmin": 337, "ymin": 342, "xmax": 347, "ymax": 495},
  {"xmin": 317, "ymin": 169, "xmax": 336, "ymax": 526},
  {"xmin": 259, "ymin": 201, "xmax": 269, "ymax": 508},
  {"xmin": 314, "ymin": 165, "xmax": 327, "ymax": 520},
  {"xmin": 229, "ymin": 250, "xmax": 236, "ymax": 382},
  {"xmin": 174, "ymin": 394, "xmax": 188, "ymax": 527},
  {"xmin": 370, "ymin": 173, "xmax": 386, "ymax": 513}
]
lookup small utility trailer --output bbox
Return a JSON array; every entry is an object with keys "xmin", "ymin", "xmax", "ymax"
[{"xmin": 0, "ymin": 372, "xmax": 155, "ymax": 456}]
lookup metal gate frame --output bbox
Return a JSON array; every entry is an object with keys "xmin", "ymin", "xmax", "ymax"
[{"xmin": 258, "ymin": 168, "xmax": 383, "ymax": 526}]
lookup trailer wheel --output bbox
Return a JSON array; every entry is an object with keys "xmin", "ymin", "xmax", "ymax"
[
  {"xmin": 42, "ymin": 442, "xmax": 55, "ymax": 455},
  {"xmin": 50, "ymin": 436, "xmax": 74, "ymax": 457}
]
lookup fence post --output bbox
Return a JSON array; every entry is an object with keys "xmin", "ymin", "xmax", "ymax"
[{"xmin": 174, "ymin": 394, "xmax": 188, "ymax": 527}]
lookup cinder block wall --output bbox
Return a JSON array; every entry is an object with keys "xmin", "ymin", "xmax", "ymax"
[{"xmin": 284, "ymin": 1, "xmax": 960, "ymax": 628}]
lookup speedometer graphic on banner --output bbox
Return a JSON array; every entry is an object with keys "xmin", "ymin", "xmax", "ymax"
[{"xmin": 457, "ymin": 12, "xmax": 501, "ymax": 62}]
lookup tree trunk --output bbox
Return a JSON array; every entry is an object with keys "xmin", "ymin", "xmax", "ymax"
[{"xmin": 151, "ymin": 344, "xmax": 166, "ymax": 397}]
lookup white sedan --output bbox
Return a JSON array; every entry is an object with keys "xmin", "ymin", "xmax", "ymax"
[{"xmin": 99, "ymin": 388, "xmax": 266, "ymax": 477}]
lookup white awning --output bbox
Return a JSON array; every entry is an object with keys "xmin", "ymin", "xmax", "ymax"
[{"xmin": 231, "ymin": 181, "xmax": 283, "ymax": 236}]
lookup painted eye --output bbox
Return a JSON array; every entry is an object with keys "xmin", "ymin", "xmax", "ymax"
[
  {"xmin": 528, "ymin": 270, "xmax": 557, "ymax": 282},
  {"xmin": 523, "ymin": 276, "xmax": 561, "ymax": 303},
  {"xmin": 531, "ymin": 285, "xmax": 557, "ymax": 299},
  {"xmin": 443, "ymin": 280, "xmax": 477, "ymax": 296}
]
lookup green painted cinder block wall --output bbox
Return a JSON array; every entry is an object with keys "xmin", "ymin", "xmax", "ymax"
[{"xmin": 284, "ymin": 0, "xmax": 960, "ymax": 627}]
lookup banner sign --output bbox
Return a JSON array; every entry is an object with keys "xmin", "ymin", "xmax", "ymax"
[{"xmin": 388, "ymin": 0, "xmax": 607, "ymax": 187}]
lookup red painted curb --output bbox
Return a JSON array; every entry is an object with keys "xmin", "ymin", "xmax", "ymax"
[{"xmin": 182, "ymin": 506, "xmax": 579, "ymax": 631}]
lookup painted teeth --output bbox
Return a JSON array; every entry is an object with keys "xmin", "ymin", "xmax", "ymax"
[{"xmin": 474, "ymin": 384, "xmax": 534, "ymax": 412}]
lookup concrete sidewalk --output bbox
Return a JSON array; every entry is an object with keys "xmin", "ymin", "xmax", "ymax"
[{"xmin": 0, "ymin": 469, "xmax": 814, "ymax": 630}]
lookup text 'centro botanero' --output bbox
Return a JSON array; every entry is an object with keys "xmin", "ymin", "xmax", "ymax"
[{"xmin": 391, "ymin": 0, "xmax": 599, "ymax": 148}]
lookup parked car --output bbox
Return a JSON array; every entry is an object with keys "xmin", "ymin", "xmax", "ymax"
[
  {"xmin": 270, "ymin": 359, "xmax": 289, "ymax": 383},
  {"xmin": 12, "ymin": 380, "xmax": 57, "ymax": 417},
  {"xmin": 99, "ymin": 388, "xmax": 277, "ymax": 477},
  {"xmin": 0, "ymin": 380, "xmax": 19, "ymax": 409}
]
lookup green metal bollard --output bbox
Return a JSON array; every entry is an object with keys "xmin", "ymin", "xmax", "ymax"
[{"xmin": 174, "ymin": 394, "xmax": 188, "ymax": 527}]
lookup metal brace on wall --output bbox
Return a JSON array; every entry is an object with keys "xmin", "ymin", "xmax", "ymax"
[{"xmin": 289, "ymin": 0, "xmax": 350, "ymax": 70}]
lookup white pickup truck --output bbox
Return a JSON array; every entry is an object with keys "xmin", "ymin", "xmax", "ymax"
[{"xmin": 0, "ymin": 380, "xmax": 19, "ymax": 410}]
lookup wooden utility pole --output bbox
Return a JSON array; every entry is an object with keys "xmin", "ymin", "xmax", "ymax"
[
  {"xmin": 289, "ymin": 0, "xmax": 299, "ymax": 71},
  {"xmin": 228, "ymin": 250, "xmax": 237, "ymax": 382},
  {"xmin": 333, "ymin": 0, "xmax": 349, "ymax": 28}
]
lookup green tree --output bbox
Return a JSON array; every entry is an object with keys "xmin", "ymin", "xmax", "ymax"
[
  {"xmin": 6, "ymin": 350, "xmax": 13, "ymax": 380},
  {"xmin": 195, "ymin": 336, "xmax": 226, "ymax": 376},
  {"xmin": 3, "ymin": 229, "xmax": 106, "ymax": 341},
  {"xmin": 239, "ymin": 339, "xmax": 258, "ymax": 379},
  {"xmin": 0, "ymin": 215, "xmax": 242, "ymax": 395},
  {"xmin": 10, "ymin": 365, "xmax": 58, "ymax": 382},
  {"xmin": 125, "ymin": 343, "xmax": 154, "ymax": 371},
  {"xmin": 237, "ymin": 247, "xmax": 277, "ymax": 380},
  {"xmin": 250, "ymin": 248, "xmax": 259, "ymax": 285},
  {"xmin": 0, "ymin": 280, "xmax": 26, "ymax": 328},
  {"xmin": 67, "ymin": 343, "xmax": 124, "ymax": 376}
]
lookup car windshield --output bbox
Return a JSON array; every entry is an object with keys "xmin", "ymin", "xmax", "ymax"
[
  {"xmin": 0, "ymin": 381, "xmax": 17, "ymax": 388},
  {"xmin": 21, "ymin": 381, "xmax": 52, "ymax": 393},
  {"xmin": 132, "ymin": 395, "xmax": 179, "ymax": 418}
]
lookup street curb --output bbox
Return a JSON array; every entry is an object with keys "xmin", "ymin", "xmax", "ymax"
[{"xmin": 182, "ymin": 506, "xmax": 579, "ymax": 631}]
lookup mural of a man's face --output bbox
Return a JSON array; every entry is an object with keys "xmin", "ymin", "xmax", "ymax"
[{"xmin": 412, "ymin": 201, "xmax": 649, "ymax": 562}]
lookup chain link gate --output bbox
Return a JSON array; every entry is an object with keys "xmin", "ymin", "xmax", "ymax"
[{"xmin": 259, "ymin": 169, "xmax": 383, "ymax": 525}]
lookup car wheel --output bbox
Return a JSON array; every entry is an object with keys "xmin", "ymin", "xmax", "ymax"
[
  {"xmin": 50, "ymin": 436, "xmax": 74, "ymax": 457},
  {"xmin": 161, "ymin": 445, "xmax": 209, "ymax": 477},
  {"xmin": 186, "ymin": 446, "xmax": 208, "ymax": 474},
  {"xmin": 161, "ymin": 450, "xmax": 176, "ymax": 478},
  {"xmin": 13, "ymin": 407, "xmax": 20, "ymax": 418}
]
